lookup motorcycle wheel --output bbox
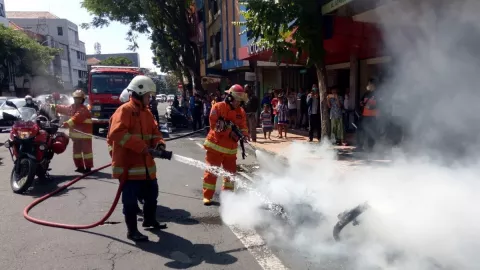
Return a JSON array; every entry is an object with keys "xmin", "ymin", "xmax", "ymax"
[{"xmin": 11, "ymin": 158, "xmax": 36, "ymax": 194}]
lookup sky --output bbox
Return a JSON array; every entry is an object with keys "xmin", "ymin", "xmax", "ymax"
[{"xmin": 4, "ymin": 0, "xmax": 160, "ymax": 72}]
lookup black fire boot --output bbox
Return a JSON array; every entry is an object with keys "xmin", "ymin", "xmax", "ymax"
[
  {"xmin": 136, "ymin": 204, "xmax": 143, "ymax": 216},
  {"xmin": 142, "ymin": 203, "xmax": 167, "ymax": 230},
  {"xmin": 84, "ymin": 168, "xmax": 92, "ymax": 173},
  {"xmin": 125, "ymin": 214, "xmax": 148, "ymax": 242},
  {"xmin": 75, "ymin": 168, "xmax": 86, "ymax": 173}
]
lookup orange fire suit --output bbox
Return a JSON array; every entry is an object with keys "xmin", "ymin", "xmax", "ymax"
[
  {"xmin": 107, "ymin": 98, "xmax": 165, "ymax": 181},
  {"xmin": 203, "ymin": 101, "xmax": 248, "ymax": 200},
  {"xmin": 55, "ymin": 104, "xmax": 93, "ymax": 169}
]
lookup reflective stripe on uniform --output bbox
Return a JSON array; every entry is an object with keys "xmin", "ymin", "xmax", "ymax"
[
  {"xmin": 69, "ymin": 131, "xmax": 92, "ymax": 139},
  {"xmin": 83, "ymin": 119, "xmax": 92, "ymax": 124},
  {"xmin": 204, "ymin": 140, "xmax": 237, "ymax": 155},
  {"xmin": 127, "ymin": 165, "xmax": 156, "ymax": 176},
  {"xmin": 83, "ymin": 153, "xmax": 93, "ymax": 159},
  {"xmin": 66, "ymin": 119, "xmax": 75, "ymax": 127},
  {"xmin": 119, "ymin": 133, "xmax": 132, "ymax": 146},
  {"xmin": 112, "ymin": 166, "xmax": 124, "ymax": 175},
  {"xmin": 222, "ymin": 180, "xmax": 234, "ymax": 188},
  {"xmin": 73, "ymin": 153, "xmax": 83, "ymax": 158},
  {"xmin": 203, "ymin": 183, "xmax": 216, "ymax": 190},
  {"xmin": 107, "ymin": 145, "xmax": 112, "ymax": 152},
  {"xmin": 240, "ymin": 128, "xmax": 248, "ymax": 133}
]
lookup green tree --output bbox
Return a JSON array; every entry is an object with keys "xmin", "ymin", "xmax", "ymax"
[
  {"xmin": 156, "ymin": 79, "xmax": 167, "ymax": 94},
  {"xmin": 238, "ymin": 0, "xmax": 330, "ymax": 138},
  {"xmin": 81, "ymin": 0, "xmax": 202, "ymax": 95},
  {"xmin": 164, "ymin": 73, "xmax": 179, "ymax": 95},
  {"xmin": 99, "ymin": 56, "xmax": 133, "ymax": 66},
  {"xmin": 0, "ymin": 25, "xmax": 59, "ymax": 93}
]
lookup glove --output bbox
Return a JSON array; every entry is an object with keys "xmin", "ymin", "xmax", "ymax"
[
  {"xmin": 215, "ymin": 118, "xmax": 227, "ymax": 132},
  {"xmin": 156, "ymin": 143, "xmax": 166, "ymax": 151}
]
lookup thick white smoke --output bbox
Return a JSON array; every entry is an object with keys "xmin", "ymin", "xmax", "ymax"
[{"xmin": 220, "ymin": 1, "xmax": 480, "ymax": 269}]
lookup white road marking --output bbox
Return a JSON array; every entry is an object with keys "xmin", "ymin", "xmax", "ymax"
[
  {"xmin": 229, "ymin": 226, "xmax": 289, "ymax": 270},
  {"xmin": 238, "ymin": 171, "xmax": 254, "ymax": 183},
  {"xmin": 188, "ymin": 137, "xmax": 194, "ymax": 141},
  {"xmin": 193, "ymin": 140, "xmax": 288, "ymax": 270},
  {"xmin": 195, "ymin": 142, "xmax": 204, "ymax": 148}
]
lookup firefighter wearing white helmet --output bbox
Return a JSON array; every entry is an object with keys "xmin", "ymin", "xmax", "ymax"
[
  {"xmin": 53, "ymin": 89, "xmax": 94, "ymax": 173},
  {"xmin": 107, "ymin": 75, "xmax": 167, "ymax": 242}
]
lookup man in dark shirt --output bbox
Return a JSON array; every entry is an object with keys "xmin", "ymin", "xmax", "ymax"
[
  {"xmin": 192, "ymin": 94, "xmax": 203, "ymax": 131},
  {"xmin": 244, "ymin": 84, "xmax": 259, "ymax": 142},
  {"xmin": 149, "ymin": 96, "xmax": 160, "ymax": 126}
]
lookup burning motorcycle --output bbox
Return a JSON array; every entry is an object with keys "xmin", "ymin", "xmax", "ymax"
[{"xmin": 3, "ymin": 101, "xmax": 70, "ymax": 194}]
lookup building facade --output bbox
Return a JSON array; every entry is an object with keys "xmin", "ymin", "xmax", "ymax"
[
  {"xmin": 0, "ymin": 0, "xmax": 7, "ymax": 26},
  {"xmin": 7, "ymin": 11, "xmax": 88, "ymax": 90}
]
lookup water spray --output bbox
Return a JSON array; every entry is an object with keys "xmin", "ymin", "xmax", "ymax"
[{"xmin": 23, "ymin": 126, "xmax": 285, "ymax": 231}]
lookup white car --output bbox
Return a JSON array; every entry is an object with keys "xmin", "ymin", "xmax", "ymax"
[{"xmin": 156, "ymin": 94, "xmax": 167, "ymax": 102}]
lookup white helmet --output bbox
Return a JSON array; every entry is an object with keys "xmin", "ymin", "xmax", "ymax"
[
  {"xmin": 126, "ymin": 75, "xmax": 156, "ymax": 96},
  {"xmin": 25, "ymin": 95, "xmax": 33, "ymax": 100},
  {"xmin": 119, "ymin": 88, "xmax": 130, "ymax": 103}
]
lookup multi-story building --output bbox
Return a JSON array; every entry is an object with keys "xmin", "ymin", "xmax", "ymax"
[
  {"xmin": 0, "ymin": 0, "xmax": 7, "ymax": 27},
  {"xmin": 6, "ymin": 11, "xmax": 88, "ymax": 90},
  {"xmin": 197, "ymin": 0, "xmax": 306, "ymax": 94}
]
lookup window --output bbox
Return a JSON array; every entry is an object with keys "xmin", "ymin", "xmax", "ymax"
[
  {"xmin": 91, "ymin": 73, "xmax": 135, "ymax": 94},
  {"xmin": 57, "ymin": 27, "xmax": 63, "ymax": 36},
  {"xmin": 77, "ymin": 51, "xmax": 81, "ymax": 60},
  {"xmin": 74, "ymin": 31, "xmax": 79, "ymax": 44},
  {"xmin": 78, "ymin": 70, "xmax": 82, "ymax": 78}
]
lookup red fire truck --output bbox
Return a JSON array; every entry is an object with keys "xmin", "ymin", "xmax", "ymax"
[{"xmin": 87, "ymin": 66, "xmax": 142, "ymax": 134}]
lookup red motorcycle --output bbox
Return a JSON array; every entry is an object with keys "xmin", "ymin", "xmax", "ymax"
[{"xmin": 3, "ymin": 101, "xmax": 69, "ymax": 194}]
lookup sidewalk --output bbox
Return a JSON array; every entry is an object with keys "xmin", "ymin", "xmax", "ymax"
[{"xmin": 247, "ymin": 128, "xmax": 390, "ymax": 167}]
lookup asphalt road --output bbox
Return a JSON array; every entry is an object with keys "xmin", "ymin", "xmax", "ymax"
[{"xmin": 0, "ymin": 101, "xmax": 350, "ymax": 270}]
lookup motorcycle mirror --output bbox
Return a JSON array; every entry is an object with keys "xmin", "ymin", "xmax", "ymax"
[{"xmin": 5, "ymin": 100, "xmax": 17, "ymax": 109}]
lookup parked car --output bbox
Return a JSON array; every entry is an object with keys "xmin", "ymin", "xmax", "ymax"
[
  {"xmin": 0, "ymin": 98, "xmax": 27, "ymax": 131},
  {"xmin": 167, "ymin": 94, "xmax": 175, "ymax": 102},
  {"xmin": 156, "ymin": 94, "xmax": 167, "ymax": 102}
]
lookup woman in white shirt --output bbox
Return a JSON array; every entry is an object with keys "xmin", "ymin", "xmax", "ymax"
[{"xmin": 287, "ymin": 89, "xmax": 297, "ymax": 128}]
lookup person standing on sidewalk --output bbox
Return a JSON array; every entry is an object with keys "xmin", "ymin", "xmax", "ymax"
[
  {"xmin": 298, "ymin": 88, "xmax": 308, "ymax": 130},
  {"xmin": 192, "ymin": 94, "xmax": 203, "ymax": 131},
  {"xmin": 244, "ymin": 84, "xmax": 259, "ymax": 142},
  {"xmin": 149, "ymin": 95, "xmax": 160, "ymax": 126},
  {"xmin": 307, "ymin": 85, "xmax": 321, "ymax": 142},
  {"xmin": 287, "ymin": 88, "xmax": 297, "ymax": 129},
  {"xmin": 203, "ymin": 94, "xmax": 213, "ymax": 133},
  {"xmin": 357, "ymin": 79, "xmax": 378, "ymax": 151},
  {"xmin": 327, "ymin": 87, "xmax": 346, "ymax": 145}
]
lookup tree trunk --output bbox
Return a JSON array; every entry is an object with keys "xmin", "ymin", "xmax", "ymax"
[
  {"xmin": 192, "ymin": 74, "xmax": 204, "ymax": 94},
  {"xmin": 315, "ymin": 63, "xmax": 330, "ymax": 140}
]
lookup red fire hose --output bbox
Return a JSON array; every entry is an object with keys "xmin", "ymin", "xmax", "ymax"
[
  {"xmin": 22, "ymin": 127, "xmax": 209, "ymax": 230},
  {"xmin": 23, "ymin": 163, "xmax": 124, "ymax": 229}
]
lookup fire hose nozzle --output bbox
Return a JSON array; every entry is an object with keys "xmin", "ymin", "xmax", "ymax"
[{"xmin": 148, "ymin": 149, "xmax": 173, "ymax": 160}]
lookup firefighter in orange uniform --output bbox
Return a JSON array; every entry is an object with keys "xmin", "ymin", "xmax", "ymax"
[
  {"xmin": 107, "ymin": 75, "xmax": 167, "ymax": 242},
  {"xmin": 202, "ymin": 84, "xmax": 249, "ymax": 206},
  {"xmin": 53, "ymin": 90, "xmax": 93, "ymax": 173}
]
